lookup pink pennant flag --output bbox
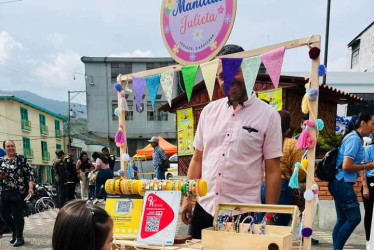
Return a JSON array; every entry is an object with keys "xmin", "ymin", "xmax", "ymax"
[{"xmin": 260, "ymin": 46, "xmax": 286, "ymax": 89}]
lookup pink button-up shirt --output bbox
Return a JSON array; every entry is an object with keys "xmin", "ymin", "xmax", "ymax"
[{"xmin": 194, "ymin": 94, "xmax": 283, "ymax": 216}]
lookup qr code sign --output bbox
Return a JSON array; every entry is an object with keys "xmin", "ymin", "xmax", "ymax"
[
  {"xmin": 116, "ymin": 200, "xmax": 131, "ymax": 214},
  {"xmin": 145, "ymin": 217, "xmax": 160, "ymax": 232}
]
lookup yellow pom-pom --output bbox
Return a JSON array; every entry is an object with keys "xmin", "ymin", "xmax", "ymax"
[
  {"xmin": 301, "ymin": 159, "xmax": 308, "ymax": 170},
  {"xmin": 301, "ymin": 94, "xmax": 309, "ymax": 114}
]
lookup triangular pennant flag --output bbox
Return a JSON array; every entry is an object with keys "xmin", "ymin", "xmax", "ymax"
[
  {"xmin": 160, "ymin": 68, "xmax": 174, "ymax": 107},
  {"xmin": 260, "ymin": 46, "xmax": 286, "ymax": 88},
  {"xmin": 133, "ymin": 77, "xmax": 146, "ymax": 109},
  {"xmin": 200, "ymin": 60, "xmax": 219, "ymax": 101},
  {"xmin": 146, "ymin": 75, "xmax": 161, "ymax": 109},
  {"xmin": 181, "ymin": 65, "xmax": 199, "ymax": 102},
  {"xmin": 241, "ymin": 56, "xmax": 261, "ymax": 99},
  {"xmin": 221, "ymin": 58, "xmax": 243, "ymax": 96}
]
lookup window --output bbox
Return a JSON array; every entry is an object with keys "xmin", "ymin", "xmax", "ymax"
[
  {"xmin": 41, "ymin": 141, "xmax": 50, "ymax": 161},
  {"xmin": 351, "ymin": 40, "xmax": 360, "ymax": 69},
  {"xmin": 56, "ymin": 144, "xmax": 61, "ymax": 150},
  {"xmin": 112, "ymin": 100, "xmax": 134, "ymax": 121},
  {"xmin": 55, "ymin": 120, "xmax": 62, "ymax": 139},
  {"xmin": 347, "ymin": 93, "xmax": 374, "ymax": 116},
  {"xmin": 111, "ymin": 63, "xmax": 132, "ymax": 82},
  {"xmin": 20, "ymin": 107, "xmax": 31, "ymax": 131},
  {"xmin": 147, "ymin": 101, "xmax": 168, "ymax": 121},
  {"xmin": 146, "ymin": 62, "xmax": 169, "ymax": 70},
  {"xmin": 39, "ymin": 114, "xmax": 48, "ymax": 135},
  {"xmin": 23, "ymin": 137, "xmax": 33, "ymax": 159}
]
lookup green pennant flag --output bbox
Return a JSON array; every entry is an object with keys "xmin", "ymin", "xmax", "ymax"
[{"xmin": 181, "ymin": 65, "xmax": 199, "ymax": 102}]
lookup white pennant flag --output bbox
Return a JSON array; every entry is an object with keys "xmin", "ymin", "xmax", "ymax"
[
  {"xmin": 200, "ymin": 59, "xmax": 219, "ymax": 101},
  {"xmin": 160, "ymin": 68, "xmax": 174, "ymax": 107},
  {"xmin": 241, "ymin": 56, "xmax": 262, "ymax": 99}
]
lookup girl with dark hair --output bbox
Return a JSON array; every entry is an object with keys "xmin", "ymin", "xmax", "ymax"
[
  {"xmin": 91, "ymin": 152, "xmax": 113, "ymax": 204},
  {"xmin": 76, "ymin": 152, "xmax": 92, "ymax": 200},
  {"xmin": 52, "ymin": 200, "xmax": 113, "ymax": 250},
  {"xmin": 329, "ymin": 112, "xmax": 374, "ymax": 250},
  {"xmin": 261, "ymin": 111, "xmax": 304, "ymax": 226}
]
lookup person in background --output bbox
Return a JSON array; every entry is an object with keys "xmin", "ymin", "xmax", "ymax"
[
  {"xmin": 329, "ymin": 112, "xmax": 374, "ymax": 250},
  {"xmin": 91, "ymin": 152, "xmax": 113, "ymax": 204},
  {"xmin": 132, "ymin": 161, "xmax": 139, "ymax": 180},
  {"xmin": 180, "ymin": 44, "xmax": 282, "ymax": 239},
  {"xmin": 102, "ymin": 147, "xmax": 115, "ymax": 172},
  {"xmin": 0, "ymin": 148, "xmax": 5, "ymax": 157},
  {"xmin": 64, "ymin": 148, "xmax": 78, "ymax": 201},
  {"xmin": 261, "ymin": 110, "xmax": 304, "ymax": 226},
  {"xmin": 0, "ymin": 140, "xmax": 35, "ymax": 247},
  {"xmin": 52, "ymin": 200, "xmax": 113, "ymax": 250},
  {"xmin": 87, "ymin": 166, "xmax": 97, "ymax": 203},
  {"xmin": 149, "ymin": 136, "xmax": 168, "ymax": 180},
  {"xmin": 76, "ymin": 152, "xmax": 92, "ymax": 200},
  {"xmin": 362, "ymin": 141, "xmax": 374, "ymax": 249},
  {"xmin": 54, "ymin": 150, "xmax": 68, "ymax": 209}
]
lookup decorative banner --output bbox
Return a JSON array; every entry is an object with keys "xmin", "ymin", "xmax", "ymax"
[
  {"xmin": 146, "ymin": 75, "xmax": 161, "ymax": 109},
  {"xmin": 221, "ymin": 58, "xmax": 243, "ymax": 96},
  {"xmin": 161, "ymin": 0, "xmax": 237, "ymax": 65},
  {"xmin": 181, "ymin": 65, "xmax": 199, "ymax": 102},
  {"xmin": 137, "ymin": 191, "xmax": 181, "ymax": 245},
  {"xmin": 200, "ymin": 59, "xmax": 219, "ymax": 101},
  {"xmin": 260, "ymin": 46, "xmax": 286, "ymax": 89},
  {"xmin": 177, "ymin": 108, "xmax": 195, "ymax": 156},
  {"xmin": 105, "ymin": 196, "xmax": 143, "ymax": 239},
  {"xmin": 160, "ymin": 69, "xmax": 175, "ymax": 107},
  {"xmin": 241, "ymin": 56, "xmax": 261, "ymax": 99},
  {"xmin": 133, "ymin": 77, "xmax": 147, "ymax": 109},
  {"xmin": 257, "ymin": 88, "xmax": 283, "ymax": 110}
]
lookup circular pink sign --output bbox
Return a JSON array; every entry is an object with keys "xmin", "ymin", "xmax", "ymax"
[{"xmin": 161, "ymin": 0, "xmax": 237, "ymax": 65}]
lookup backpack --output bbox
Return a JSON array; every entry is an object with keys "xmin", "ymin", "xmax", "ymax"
[{"xmin": 315, "ymin": 147, "xmax": 341, "ymax": 182}]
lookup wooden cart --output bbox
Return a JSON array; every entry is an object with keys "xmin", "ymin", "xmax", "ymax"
[{"xmin": 201, "ymin": 203, "xmax": 298, "ymax": 250}]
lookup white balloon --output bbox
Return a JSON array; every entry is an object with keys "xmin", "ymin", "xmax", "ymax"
[
  {"xmin": 304, "ymin": 190, "xmax": 315, "ymax": 201},
  {"xmin": 122, "ymin": 153, "xmax": 130, "ymax": 162}
]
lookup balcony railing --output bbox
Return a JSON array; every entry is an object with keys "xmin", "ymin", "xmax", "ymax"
[
  {"xmin": 21, "ymin": 119, "xmax": 31, "ymax": 131},
  {"xmin": 40, "ymin": 125, "xmax": 49, "ymax": 135},
  {"xmin": 24, "ymin": 148, "xmax": 33, "ymax": 159},
  {"xmin": 55, "ymin": 130, "xmax": 62, "ymax": 139},
  {"xmin": 42, "ymin": 151, "xmax": 50, "ymax": 161}
]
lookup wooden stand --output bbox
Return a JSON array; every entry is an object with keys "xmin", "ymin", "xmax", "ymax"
[{"xmin": 201, "ymin": 203, "xmax": 298, "ymax": 250}]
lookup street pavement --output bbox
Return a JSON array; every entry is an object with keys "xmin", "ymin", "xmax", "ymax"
[{"xmin": 0, "ymin": 207, "xmax": 367, "ymax": 250}]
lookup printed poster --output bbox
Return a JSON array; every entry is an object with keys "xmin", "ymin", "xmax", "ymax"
[
  {"xmin": 257, "ymin": 88, "xmax": 283, "ymax": 110},
  {"xmin": 137, "ymin": 191, "xmax": 181, "ymax": 245},
  {"xmin": 105, "ymin": 196, "xmax": 143, "ymax": 239},
  {"xmin": 177, "ymin": 108, "xmax": 195, "ymax": 156}
]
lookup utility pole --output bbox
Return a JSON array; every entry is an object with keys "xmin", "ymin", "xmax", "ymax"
[{"xmin": 323, "ymin": 0, "xmax": 331, "ymax": 85}]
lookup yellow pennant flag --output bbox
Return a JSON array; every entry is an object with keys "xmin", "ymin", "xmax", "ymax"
[{"xmin": 200, "ymin": 59, "xmax": 219, "ymax": 101}]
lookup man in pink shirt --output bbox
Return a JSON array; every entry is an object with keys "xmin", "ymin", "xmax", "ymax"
[{"xmin": 180, "ymin": 45, "xmax": 283, "ymax": 239}]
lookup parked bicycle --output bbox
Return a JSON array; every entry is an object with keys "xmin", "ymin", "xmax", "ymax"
[{"xmin": 33, "ymin": 184, "xmax": 57, "ymax": 213}]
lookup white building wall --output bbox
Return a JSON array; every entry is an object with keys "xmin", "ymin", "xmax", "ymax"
[{"xmin": 348, "ymin": 24, "xmax": 374, "ymax": 72}]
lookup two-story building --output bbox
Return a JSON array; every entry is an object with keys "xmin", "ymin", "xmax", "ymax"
[
  {"xmin": 0, "ymin": 95, "xmax": 67, "ymax": 184},
  {"xmin": 81, "ymin": 57, "xmax": 187, "ymax": 156}
]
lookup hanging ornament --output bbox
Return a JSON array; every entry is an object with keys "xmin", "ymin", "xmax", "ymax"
[
  {"xmin": 301, "ymin": 227, "xmax": 313, "ymax": 237},
  {"xmin": 315, "ymin": 119, "xmax": 324, "ymax": 131},
  {"xmin": 120, "ymin": 91, "xmax": 129, "ymax": 111},
  {"xmin": 114, "ymin": 82, "xmax": 122, "ymax": 92},
  {"xmin": 122, "ymin": 153, "xmax": 130, "ymax": 162},
  {"xmin": 308, "ymin": 88, "xmax": 319, "ymax": 101},
  {"xmin": 301, "ymin": 84, "xmax": 310, "ymax": 114},
  {"xmin": 114, "ymin": 108, "xmax": 119, "ymax": 117},
  {"xmin": 297, "ymin": 120, "xmax": 315, "ymax": 149},
  {"xmin": 304, "ymin": 190, "xmax": 315, "ymax": 201},
  {"xmin": 301, "ymin": 159, "xmax": 308, "ymax": 170},
  {"xmin": 115, "ymin": 125, "xmax": 125, "ymax": 147},
  {"xmin": 312, "ymin": 184, "xmax": 319, "ymax": 195},
  {"xmin": 318, "ymin": 65, "xmax": 326, "ymax": 76},
  {"xmin": 117, "ymin": 170, "xmax": 125, "ymax": 177},
  {"xmin": 289, "ymin": 162, "xmax": 301, "ymax": 189},
  {"xmin": 308, "ymin": 47, "xmax": 321, "ymax": 60}
]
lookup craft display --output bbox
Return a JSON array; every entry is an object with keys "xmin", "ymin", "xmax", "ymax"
[
  {"xmin": 105, "ymin": 179, "xmax": 207, "ymax": 197},
  {"xmin": 202, "ymin": 203, "xmax": 298, "ymax": 250}
]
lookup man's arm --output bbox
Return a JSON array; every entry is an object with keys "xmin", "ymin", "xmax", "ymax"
[
  {"xmin": 180, "ymin": 149, "xmax": 203, "ymax": 225},
  {"xmin": 264, "ymin": 157, "xmax": 281, "ymax": 204}
]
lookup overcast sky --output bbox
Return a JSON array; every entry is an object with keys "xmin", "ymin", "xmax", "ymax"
[{"xmin": 0, "ymin": 0, "xmax": 373, "ymax": 103}]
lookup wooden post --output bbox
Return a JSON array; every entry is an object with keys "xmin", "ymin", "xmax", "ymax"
[
  {"xmin": 117, "ymin": 76, "xmax": 128, "ymax": 179},
  {"xmin": 303, "ymin": 35, "xmax": 321, "ymax": 250}
]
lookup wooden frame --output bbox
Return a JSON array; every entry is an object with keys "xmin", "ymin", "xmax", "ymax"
[{"xmin": 116, "ymin": 35, "xmax": 321, "ymax": 250}]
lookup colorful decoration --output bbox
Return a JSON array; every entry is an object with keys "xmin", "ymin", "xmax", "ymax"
[
  {"xmin": 289, "ymin": 162, "xmax": 301, "ymax": 189},
  {"xmin": 133, "ymin": 77, "xmax": 147, "ymax": 110},
  {"xmin": 308, "ymin": 88, "xmax": 319, "ymax": 101},
  {"xmin": 114, "ymin": 82, "xmax": 122, "ymax": 92},
  {"xmin": 146, "ymin": 75, "xmax": 161, "ymax": 109},
  {"xmin": 257, "ymin": 88, "xmax": 283, "ymax": 110},
  {"xmin": 181, "ymin": 65, "xmax": 199, "ymax": 102},
  {"xmin": 114, "ymin": 108, "xmax": 119, "ymax": 117},
  {"xmin": 160, "ymin": 68, "xmax": 174, "ymax": 107},
  {"xmin": 221, "ymin": 58, "xmax": 243, "ymax": 96},
  {"xmin": 301, "ymin": 159, "xmax": 308, "ymax": 170},
  {"xmin": 301, "ymin": 84, "xmax": 310, "ymax": 114},
  {"xmin": 301, "ymin": 227, "xmax": 313, "ymax": 237},
  {"xmin": 303, "ymin": 190, "xmax": 315, "ymax": 201},
  {"xmin": 318, "ymin": 65, "xmax": 326, "ymax": 76},
  {"xmin": 122, "ymin": 153, "xmax": 130, "ymax": 162},
  {"xmin": 117, "ymin": 170, "xmax": 125, "ymax": 177},
  {"xmin": 297, "ymin": 120, "xmax": 315, "ymax": 149},
  {"xmin": 311, "ymin": 184, "xmax": 319, "ymax": 195},
  {"xmin": 308, "ymin": 47, "xmax": 320, "ymax": 60},
  {"xmin": 120, "ymin": 91, "xmax": 129, "ymax": 111},
  {"xmin": 260, "ymin": 46, "xmax": 286, "ymax": 89},
  {"xmin": 200, "ymin": 60, "xmax": 219, "ymax": 101},
  {"xmin": 115, "ymin": 125, "xmax": 126, "ymax": 147},
  {"xmin": 241, "ymin": 56, "xmax": 262, "ymax": 99},
  {"xmin": 315, "ymin": 119, "xmax": 324, "ymax": 131}
]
